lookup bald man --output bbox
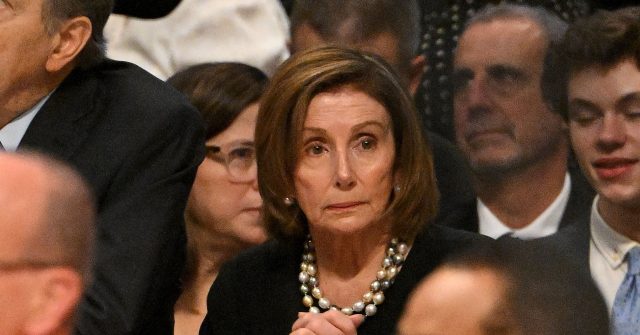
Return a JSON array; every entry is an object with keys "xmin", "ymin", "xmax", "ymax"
[
  {"xmin": 0, "ymin": 152, "xmax": 95, "ymax": 335},
  {"xmin": 397, "ymin": 243, "xmax": 609, "ymax": 335}
]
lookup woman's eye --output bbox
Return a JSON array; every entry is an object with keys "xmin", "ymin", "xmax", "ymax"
[
  {"xmin": 306, "ymin": 143, "xmax": 326, "ymax": 156},
  {"xmin": 358, "ymin": 137, "xmax": 376, "ymax": 150},
  {"xmin": 229, "ymin": 147, "xmax": 254, "ymax": 159}
]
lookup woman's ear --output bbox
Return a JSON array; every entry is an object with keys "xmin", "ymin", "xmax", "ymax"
[{"xmin": 46, "ymin": 16, "xmax": 93, "ymax": 73}]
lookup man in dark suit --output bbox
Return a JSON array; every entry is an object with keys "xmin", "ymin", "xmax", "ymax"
[
  {"xmin": 449, "ymin": 4, "xmax": 594, "ymax": 239},
  {"xmin": 0, "ymin": 1, "xmax": 204, "ymax": 334},
  {"xmin": 535, "ymin": 7, "xmax": 640, "ymax": 334}
]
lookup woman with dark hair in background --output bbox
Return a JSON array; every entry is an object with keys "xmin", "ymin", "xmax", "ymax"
[{"xmin": 167, "ymin": 63, "xmax": 268, "ymax": 335}]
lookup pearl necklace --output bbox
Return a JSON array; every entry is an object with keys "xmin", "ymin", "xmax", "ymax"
[{"xmin": 298, "ymin": 237, "xmax": 409, "ymax": 317}]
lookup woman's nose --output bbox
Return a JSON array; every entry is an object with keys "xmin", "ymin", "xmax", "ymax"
[{"xmin": 334, "ymin": 150, "xmax": 356, "ymax": 189}]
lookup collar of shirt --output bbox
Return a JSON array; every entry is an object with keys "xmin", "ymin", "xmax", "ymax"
[
  {"xmin": 0, "ymin": 92, "xmax": 53, "ymax": 151},
  {"xmin": 590, "ymin": 195, "xmax": 640, "ymax": 270},
  {"xmin": 478, "ymin": 172, "xmax": 572, "ymax": 239}
]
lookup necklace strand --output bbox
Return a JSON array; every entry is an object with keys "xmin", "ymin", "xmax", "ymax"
[{"xmin": 298, "ymin": 237, "xmax": 409, "ymax": 317}]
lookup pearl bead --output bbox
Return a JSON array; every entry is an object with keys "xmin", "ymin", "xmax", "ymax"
[
  {"xmin": 387, "ymin": 247, "xmax": 395, "ymax": 256},
  {"xmin": 393, "ymin": 254, "xmax": 404, "ymax": 265},
  {"xmin": 311, "ymin": 287, "xmax": 322, "ymax": 299},
  {"xmin": 318, "ymin": 297, "xmax": 331, "ymax": 309},
  {"xmin": 363, "ymin": 292, "xmax": 373, "ymax": 303},
  {"xmin": 353, "ymin": 301, "xmax": 365, "ymax": 312},
  {"xmin": 373, "ymin": 292, "xmax": 385, "ymax": 305},
  {"xmin": 370, "ymin": 280, "xmax": 381, "ymax": 292},
  {"xmin": 302, "ymin": 295, "xmax": 313, "ymax": 307},
  {"xmin": 309, "ymin": 277, "xmax": 318, "ymax": 287},
  {"xmin": 307, "ymin": 264, "xmax": 317, "ymax": 276},
  {"xmin": 381, "ymin": 280, "xmax": 391, "ymax": 290},
  {"xmin": 300, "ymin": 284, "xmax": 309, "ymax": 294},
  {"xmin": 365, "ymin": 304, "xmax": 377, "ymax": 316},
  {"xmin": 383, "ymin": 257, "xmax": 392, "ymax": 267},
  {"xmin": 330, "ymin": 306, "xmax": 339, "ymax": 311},
  {"xmin": 309, "ymin": 306, "xmax": 320, "ymax": 314},
  {"xmin": 299, "ymin": 272, "xmax": 309, "ymax": 283},
  {"xmin": 376, "ymin": 270, "xmax": 386, "ymax": 280},
  {"xmin": 397, "ymin": 243, "xmax": 408, "ymax": 255},
  {"xmin": 341, "ymin": 307, "xmax": 353, "ymax": 315},
  {"xmin": 300, "ymin": 263, "xmax": 308, "ymax": 271},
  {"xmin": 387, "ymin": 266, "xmax": 398, "ymax": 279}
]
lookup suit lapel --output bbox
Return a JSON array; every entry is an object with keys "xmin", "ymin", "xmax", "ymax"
[{"xmin": 19, "ymin": 68, "xmax": 101, "ymax": 160}]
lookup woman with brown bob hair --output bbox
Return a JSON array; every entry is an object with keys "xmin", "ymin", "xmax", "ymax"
[{"xmin": 199, "ymin": 47, "xmax": 483, "ymax": 335}]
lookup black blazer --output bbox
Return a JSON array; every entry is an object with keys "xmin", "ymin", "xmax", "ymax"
[
  {"xmin": 199, "ymin": 225, "xmax": 490, "ymax": 335},
  {"xmin": 19, "ymin": 60, "xmax": 205, "ymax": 335},
  {"xmin": 442, "ymin": 170, "xmax": 595, "ymax": 237}
]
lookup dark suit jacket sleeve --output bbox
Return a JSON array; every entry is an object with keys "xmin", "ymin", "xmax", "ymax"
[
  {"xmin": 19, "ymin": 61, "xmax": 204, "ymax": 335},
  {"xmin": 76, "ymin": 106, "xmax": 203, "ymax": 334}
]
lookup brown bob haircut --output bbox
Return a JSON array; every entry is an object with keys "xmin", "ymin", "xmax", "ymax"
[{"xmin": 255, "ymin": 46, "xmax": 438, "ymax": 242}]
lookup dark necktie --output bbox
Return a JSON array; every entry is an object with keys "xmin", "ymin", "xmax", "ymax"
[{"xmin": 611, "ymin": 247, "xmax": 640, "ymax": 335}]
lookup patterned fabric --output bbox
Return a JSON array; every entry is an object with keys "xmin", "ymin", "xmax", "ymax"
[
  {"xmin": 612, "ymin": 247, "xmax": 640, "ymax": 335},
  {"xmin": 416, "ymin": 0, "xmax": 591, "ymax": 140}
]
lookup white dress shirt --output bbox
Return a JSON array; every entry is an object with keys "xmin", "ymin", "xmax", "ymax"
[
  {"xmin": 104, "ymin": 0, "xmax": 290, "ymax": 79},
  {"xmin": 478, "ymin": 172, "xmax": 571, "ymax": 239},
  {"xmin": 0, "ymin": 93, "xmax": 52, "ymax": 151},
  {"xmin": 589, "ymin": 195, "xmax": 640, "ymax": 311}
]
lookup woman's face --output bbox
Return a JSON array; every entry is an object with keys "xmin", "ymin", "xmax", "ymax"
[
  {"xmin": 294, "ymin": 86, "xmax": 396, "ymax": 235},
  {"xmin": 187, "ymin": 103, "xmax": 266, "ymax": 246}
]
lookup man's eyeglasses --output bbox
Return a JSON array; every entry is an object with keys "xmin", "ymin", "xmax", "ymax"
[{"xmin": 205, "ymin": 142, "xmax": 257, "ymax": 183}]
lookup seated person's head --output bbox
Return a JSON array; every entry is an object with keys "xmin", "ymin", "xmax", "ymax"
[
  {"xmin": 289, "ymin": 0, "xmax": 424, "ymax": 94},
  {"xmin": 398, "ymin": 243, "xmax": 609, "ymax": 335},
  {"xmin": 452, "ymin": 4, "xmax": 569, "ymax": 178},
  {"xmin": 0, "ymin": 152, "xmax": 95, "ymax": 335},
  {"xmin": 549, "ymin": 7, "xmax": 640, "ymax": 214},
  {"xmin": 2, "ymin": 0, "xmax": 113, "ymax": 121},
  {"xmin": 168, "ymin": 63, "xmax": 269, "ymax": 249},
  {"xmin": 255, "ymin": 46, "xmax": 438, "ymax": 243}
]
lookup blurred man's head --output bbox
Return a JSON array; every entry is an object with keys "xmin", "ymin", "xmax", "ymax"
[
  {"xmin": 290, "ymin": 0, "xmax": 424, "ymax": 94},
  {"xmin": 452, "ymin": 4, "xmax": 568, "ymax": 178},
  {"xmin": 0, "ymin": 152, "xmax": 95, "ymax": 335},
  {"xmin": 398, "ymin": 243, "xmax": 609, "ymax": 335}
]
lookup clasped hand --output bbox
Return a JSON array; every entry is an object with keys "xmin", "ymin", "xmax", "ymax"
[{"xmin": 290, "ymin": 311, "xmax": 365, "ymax": 335}]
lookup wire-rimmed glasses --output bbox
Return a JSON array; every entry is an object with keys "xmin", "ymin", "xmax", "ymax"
[{"xmin": 205, "ymin": 141, "xmax": 257, "ymax": 183}]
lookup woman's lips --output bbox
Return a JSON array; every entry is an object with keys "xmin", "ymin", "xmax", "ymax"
[
  {"xmin": 326, "ymin": 202, "xmax": 364, "ymax": 210},
  {"xmin": 593, "ymin": 157, "xmax": 638, "ymax": 180}
]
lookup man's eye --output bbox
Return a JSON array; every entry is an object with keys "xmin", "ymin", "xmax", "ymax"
[
  {"xmin": 451, "ymin": 70, "xmax": 473, "ymax": 93},
  {"xmin": 489, "ymin": 67, "xmax": 521, "ymax": 84},
  {"xmin": 569, "ymin": 108, "xmax": 600, "ymax": 125}
]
